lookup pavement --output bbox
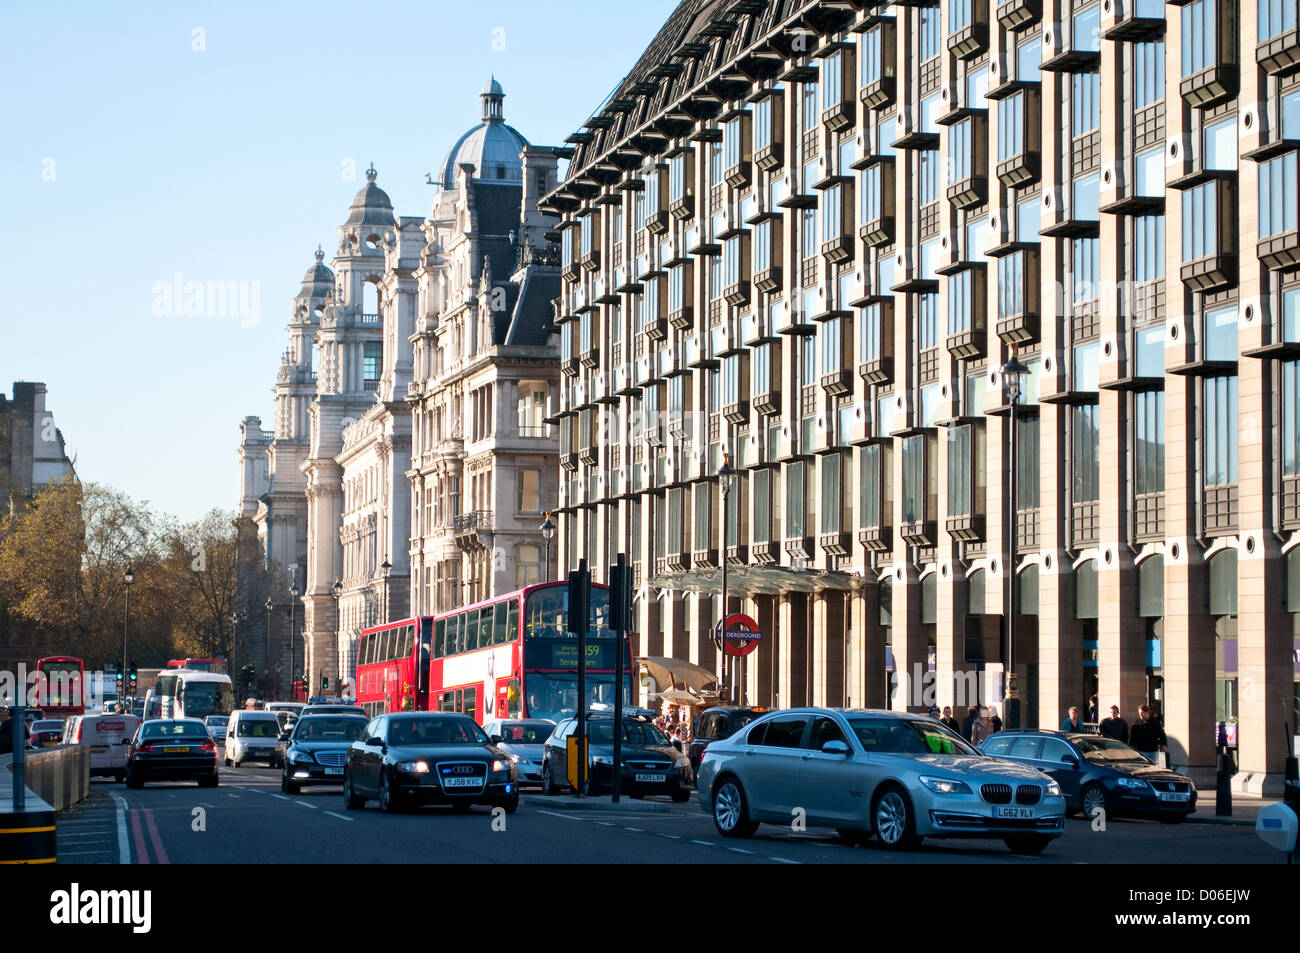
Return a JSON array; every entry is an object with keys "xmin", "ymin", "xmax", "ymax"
[{"xmin": 1184, "ymin": 793, "xmax": 1282, "ymax": 828}]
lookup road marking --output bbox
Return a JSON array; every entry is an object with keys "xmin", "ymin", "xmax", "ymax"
[
  {"xmin": 226, "ymin": 793, "xmax": 240, "ymax": 798},
  {"xmin": 270, "ymin": 794, "xmax": 290, "ymax": 801},
  {"xmin": 659, "ymin": 833, "xmax": 681, "ymax": 839},
  {"xmin": 535, "ymin": 810, "xmax": 582, "ymax": 821},
  {"xmin": 113, "ymin": 795, "xmax": 130, "ymax": 865},
  {"xmin": 624, "ymin": 827, "xmax": 644, "ymax": 832},
  {"xmin": 728, "ymin": 847, "xmax": 754, "ymax": 855},
  {"xmin": 596, "ymin": 821, "xmax": 615, "ymax": 826},
  {"xmin": 142, "ymin": 809, "xmax": 170, "ymax": 865},
  {"xmin": 770, "ymin": 857, "xmax": 799, "ymax": 864},
  {"xmin": 294, "ymin": 800, "xmax": 317, "ymax": 810},
  {"xmin": 323, "ymin": 811, "xmax": 355, "ymax": 822},
  {"xmin": 690, "ymin": 839, "xmax": 713, "ymax": 846},
  {"xmin": 128, "ymin": 809, "xmax": 148, "ymax": 864}
]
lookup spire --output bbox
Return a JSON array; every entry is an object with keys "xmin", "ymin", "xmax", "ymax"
[
  {"xmin": 480, "ymin": 76, "xmax": 504, "ymax": 122},
  {"xmin": 314, "ymin": 245, "xmax": 324, "ymax": 263},
  {"xmin": 365, "ymin": 163, "xmax": 378, "ymax": 182}
]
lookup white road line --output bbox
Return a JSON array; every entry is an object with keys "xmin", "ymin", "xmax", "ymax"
[
  {"xmin": 770, "ymin": 857, "xmax": 799, "ymax": 864},
  {"xmin": 226, "ymin": 793, "xmax": 240, "ymax": 798},
  {"xmin": 659, "ymin": 833, "xmax": 681, "ymax": 839},
  {"xmin": 596, "ymin": 821, "xmax": 615, "ymax": 826},
  {"xmin": 113, "ymin": 794, "xmax": 130, "ymax": 865},
  {"xmin": 728, "ymin": 847, "xmax": 754, "ymax": 854},
  {"xmin": 624, "ymin": 827, "xmax": 644, "ymax": 832},
  {"xmin": 294, "ymin": 800, "xmax": 317, "ymax": 809},
  {"xmin": 270, "ymin": 794, "xmax": 290, "ymax": 801},
  {"xmin": 535, "ymin": 810, "xmax": 583, "ymax": 820},
  {"xmin": 690, "ymin": 839, "xmax": 713, "ymax": 846},
  {"xmin": 323, "ymin": 811, "xmax": 355, "ymax": 822}
]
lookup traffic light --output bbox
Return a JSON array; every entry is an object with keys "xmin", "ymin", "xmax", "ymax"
[
  {"xmin": 115, "ymin": 670, "xmax": 123, "ymax": 689},
  {"xmin": 321, "ymin": 674, "xmax": 329, "ymax": 692},
  {"xmin": 128, "ymin": 663, "xmax": 137, "ymax": 691}
]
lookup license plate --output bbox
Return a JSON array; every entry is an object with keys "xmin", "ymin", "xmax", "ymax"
[
  {"xmin": 635, "ymin": 773, "xmax": 665, "ymax": 783},
  {"xmin": 443, "ymin": 777, "xmax": 479, "ymax": 788},
  {"xmin": 1158, "ymin": 791, "xmax": 1189, "ymax": 801},
  {"xmin": 324, "ymin": 767, "xmax": 343, "ymax": 777},
  {"xmin": 993, "ymin": 806, "xmax": 1034, "ymax": 818},
  {"xmin": 163, "ymin": 746, "xmax": 189, "ymax": 753},
  {"xmin": 90, "ymin": 746, "xmax": 107, "ymax": 754}
]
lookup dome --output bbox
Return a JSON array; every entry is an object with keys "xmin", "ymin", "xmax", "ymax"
[
  {"xmin": 345, "ymin": 164, "xmax": 396, "ymax": 227},
  {"xmin": 438, "ymin": 79, "xmax": 530, "ymax": 189},
  {"xmin": 299, "ymin": 246, "xmax": 334, "ymax": 298}
]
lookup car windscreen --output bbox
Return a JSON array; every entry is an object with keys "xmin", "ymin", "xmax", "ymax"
[
  {"xmin": 585, "ymin": 721, "xmax": 670, "ymax": 746},
  {"xmin": 140, "ymin": 721, "xmax": 208, "ymax": 742},
  {"xmin": 727, "ymin": 711, "xmax": 763, "ymax": 736},
  {"xmin": 293, "ymin": 717, "xmax": 367, "ymax": 742},
  {"xmin": 389, "ymin": 717, "xmax": 487, "ymax": 746},
  {"xmin": 497, "ymin": 723, "xmax": 552, "ymax": 744},
  {"xmin": 236, "ymin": 719, "xmax": 280, "ymax": 738},
  {"xmin": 847, "ymin": 717, "xmax": 979, "ymax": 756},
  {"xmin": 32, "ymin": 721, "xmax": 64, "ymax": 731},
  {"xmin": 1074, "ymin": 737, "xmax": 1149, "ymax": 762}
]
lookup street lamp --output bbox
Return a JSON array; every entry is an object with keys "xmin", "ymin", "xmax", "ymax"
[
  {"xmin": 380, "ymin": 558, "xmax": 391, "ymax": 622},
  {"xmin": 264, "ymin": 595, "xmax": 273, "ymax": 701},
  {"xmin": 331, "ymin": 579, "xmax": 343, "ymax": 699},
  {"xmin": 717, "ymin": 453, "xmax": 734, "ymax": 704},
  {"xmin": 1000, "ymin": 344, "xmax": 1029, "ymax": 731},
  {"xmin": 540, "ymin": 511, "xmax": 556, "ymax": 581},
  {"xmin": 122, "ymin": 567, "xmax": 134, "ymax": 705},
  {"xmin": 289, "ymin": 582, "xmax": 298, "ymax": 702}
]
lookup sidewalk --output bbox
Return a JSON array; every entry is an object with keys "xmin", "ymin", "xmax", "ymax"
[{"xmin": 1184, "ymin": 792, "xmax": 1280, "ymax": 828}]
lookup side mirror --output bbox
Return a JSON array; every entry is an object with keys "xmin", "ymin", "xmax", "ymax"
[
  {"xmin": 367, "ymin": 736, "xmax": 384, "ymax": 747},
  {"xmin": 489, "ymin": 734, "xmax": 503, "ymax": 745},
  {"xmin": 1062, "ymin": 755, "xmax": 1080, "ymax": 768},
  {"xmin": 821, "ymin": 740, "xmax": 851, "ymax": 756}
]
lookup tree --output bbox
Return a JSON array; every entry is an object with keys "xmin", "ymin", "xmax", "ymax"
[{"xmin": 156, "ymin": 509, "xmax": 240, "ymax": 660}]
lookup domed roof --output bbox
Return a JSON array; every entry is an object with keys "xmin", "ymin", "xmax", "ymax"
[
  {"xmin": 438, "ymin": 79, "xmax": 530, "ymax": 189},
  {"xmin": 345, "ymin": 164, "xmax": 396, "ymax": 227},
  {"xmin": 299, "ymin": 246, "xmax": 334, "ymax": 298}
]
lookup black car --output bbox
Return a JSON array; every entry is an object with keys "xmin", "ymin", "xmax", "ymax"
[
  {"xmin": 540, "ymin": 714, "xmax": 692, "ymax": 801},
  {"xmin": 981, "ymin": 730, "xmax": 1197, "ymax": 822},
  {"xmin": 280, "ymin": 714, "xmax": 368, "ymax": 794},
  {"xmin": 687, "ymin": 706, "xmax": 771, "ymax": 775},
  {"xmin": 343, "ymin": 712, "xmax": 518, "ymax": 814},
  {"xmin": 125, "ymin": 719, "xmax": 219, "ymax": 788}
]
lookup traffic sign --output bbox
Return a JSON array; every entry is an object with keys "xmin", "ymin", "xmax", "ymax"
[{"xmin": 714, "ymin": 613, "xmax": 763, "ymax": 657}]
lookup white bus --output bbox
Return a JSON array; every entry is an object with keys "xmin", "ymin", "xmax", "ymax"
[{"xmin": 155, "ymin": 670, "xmax": 234, "ymax": 721}]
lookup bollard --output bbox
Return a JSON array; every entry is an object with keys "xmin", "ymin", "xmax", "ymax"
[
  {"xmin": 1215, "ymin": 745, "xmax": 1233, "ymax": 816},
  {"xmin": 12, "ymin": 705, "xmax": 25, "ymax": 811}
]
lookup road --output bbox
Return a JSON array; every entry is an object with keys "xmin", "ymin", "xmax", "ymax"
[{"xmin": 55, "ymin": 768, "xmax": 1283, "ymax": 865}]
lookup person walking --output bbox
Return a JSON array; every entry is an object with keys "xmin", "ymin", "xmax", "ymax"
[
  {"xmin": 960, "ymin": 706, "xmax": 979, "ymax": 742},
  {"xmin": 1060, "ymin": 706, "xmax": 1085, "ymax": 732},
  {"xmin": 970, "ymin": 709, "xmax": 992, "ymax": 745},
  {"xmin": 989, "ymin": 707, "xmax": 1002, "ymax": 734},
  {"xmin": 1099, "ymin": 705, "xmax": 1129, "ymax": 743},
  {"xmin": 1087, "ymin": 694, "xmax": 1099, "ymax": 724},
  {"xmin": 1128, "ymin": 704, "xmax": 1168, "ymax": 764},
  {"xmin": 940, "ymin": 706, "xmax": 961, "ymax": 735}
]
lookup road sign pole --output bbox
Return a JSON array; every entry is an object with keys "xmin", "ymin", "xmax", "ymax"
[
  {"xmin": 569, "ymin": 560, "xmax": 591, "ymax": 796},
  {"xmin": 610, "ymin": 554, "xmax": 631, "ymax": 803}
]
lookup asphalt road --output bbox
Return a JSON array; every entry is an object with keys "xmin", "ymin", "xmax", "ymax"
[{"xmin": 55, "ymin": 767, "xmax": 1284, "ymax": 865}]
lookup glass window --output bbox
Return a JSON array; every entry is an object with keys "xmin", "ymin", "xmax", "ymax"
[
  {"xmin": 998, "ymin": 251, "xmax": 1026, "ymax": 319},
  {"xmin": 862, "ymin": 27, "xmax": 883, "ymax": 85},
  {"xmin": 1260, "ymin": 0, "xmax": 1298, "ymax": 42},
  {"xmin": 949, "ymin": 118, "xmax": 973, "ymax": 183},
  {"xmin": 1017, "ymin": 194, "xmax": 1041, "ymax": 241},
  {"xmin": 967, "ymin": 65, "xmax": 988, "ymax": 106},
  {"xmin": 1136, "ymin": 147, "xmax": 1164, "ymax": 197},
  {"xmin": 362, "ymin": 342, "xmax": 382, "ymax": 382},
  {"xmin": 761, "ymin": 715, "xmax": 810, "ymax": 748},
  {"xmin": 877, "ymin": 115, "xmax": 897, "ymax": 157},
  {"xmin": 1204, "ymin": 304, "xmax": 1237, "ymax": 362},
  {"xmin": 860, "ymin": 444, "xmax": 882, "ymax": 526},
  {"xmin": 1135, "ymin": 42, "xmax": 1165, "ymax": 110},
  {"xmin": 1284, "ymin": 362, "xmax": 1300, "ymax": 476},
  {"xmin": 1135, "ymin": 391, "xmax": 1165, "ymax": 493},
  {"xmin": 1073, "ymin": 175, "xmax": 1100, "ymax": 223},
  {"xmin": 1259, "ymin": 152, "xmax": 1299, "ymax": 238},
  {"xmin": 1284, "ymin": 90, "xmax": 1300, "ymax": 141},
  {"xmin": 921, "ymin": 93, "xmax": 942, "ymax": 135},
  {"xmin": 1017, "ymin": 37, "xmax": 1042, "ymax": 83},
  {"xmin": 950, "ymin": 0, "xmax": 972, "ymax": 32},
  {"xmin": 822, "ymin": 456, "xmax": 842, "ymax": 534},
  {"xmin": 1073, "ymin": 237, "xmax": 1099, "ymax": 301},
  {"xmin": 786, "ymin": 461, "xmax": 805, "ymax": 538},
  {"xmin": 1182, "ymin": 182, "xmax": 1218, "ymax": 260},
  {"xmin": 1134, "ymin": 215, "xmax": 1165, "ymax": 282},
  {"xmin": 1074, "ymin": 341, "xmax": 1099, "ymax": 392},
  {"xmin": 1073, "ymin": 4, "xmax": 1101, "ymax": 52},
  {"xmin": 1072, "ymin": 72, "xmax": 1100, "ymax": 136},
  {"xmin": 1073, "ymin": 404, "xmax": 1100, "ymax": 502},
  {"xmin": 918, "ymin": 292, "xmax": 939, "ymax": 349},
  {"xmin": 948, "ymin": 424, "xmax": 972, "ymax": 517},
  {"xmin": 966, "ymin": 217, "xmax": 991, "ymax": 262},
  {"xmin": 919, "ymin": 149, "xmax": 939, "ymax": 204},
  {"xmin": 948, "ymin": 268, "xmax": 973, "ymax": 334},
  {"xmin": 754, "ymin": 97, "xmax": 772, "ymax": 151},
  {"xmin": 901, "ymin": 435, "xmax": 928, "ymax": 523},
  {"xmin": 1285, "ymin": 287, "xmax": 1300, "ymax": 343},
  {"xmin": 1205, "ymin": 375, "xmax": 1238, "ymax": 485},
  {"xmin": 997, "ymin": 92, "xmax": 1026, "ymax": 162},
  {"xmin": 1204, "ymin": 117, "xmax": 1238, "ymax": 171},
  {"xmin": 1017, "ymin": 415, "xmax": 1040, "ymax": 508},
  {"xmin": 1181, "ymin": 0, "xmax": 1217, "ymax": 77},
  {"xmin": 1135, "ymin": 325, "xmax": 1165, "ymax": 377},
  {"xmin": 919, "ymin": 6, "xmax": 941, "ymax": 61},
  {"xmin": 921, "ymin": 238, "xmax": 942, "ymax": 281}
]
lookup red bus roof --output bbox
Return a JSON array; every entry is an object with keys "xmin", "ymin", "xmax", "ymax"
[{"xmin": 357, "ymin": 580, "xmax": 614, "ymax": 637}]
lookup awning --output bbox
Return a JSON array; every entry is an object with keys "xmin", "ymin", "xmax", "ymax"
[
  {"xmin": 649, "ymin": 564, "xmax": 863, "ymax": 595},
  {"xmin": 638, "ymin": 656, "xmax": 719, "ymax": 693}
]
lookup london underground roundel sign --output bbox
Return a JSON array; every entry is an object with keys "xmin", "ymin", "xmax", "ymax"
[{"xmin": 716, "ymin": 613, "xmax": 763, "ymax": 658}]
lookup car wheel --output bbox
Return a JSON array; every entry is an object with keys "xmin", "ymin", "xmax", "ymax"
[
  {"xmin": 1004, "ymin": 834, "xmax": 1051, "ymax": 855},
  {"xmin": 1080, "ymin": 783, "xmax": 1107, "ymax": 818},
  {"xmin": 125, "ymin": 770, "xmax": 143, "ymax": 790},
  {"xmin": 497, "ymin": 794, "xmax": 519, "ymax": 814},
  {"xmin": 712, "ymin": 777, "xmax": 758, "ymax": 838},
  {"xmin": 198, "ymin": 773, "xmax": 218, "ymax": 788},
  {"xmin": 873, "ymin": 786, "xmax": 920, "ymax": 850},
  {"xmin": 540, "ymin": 761, "xmax": 559, "ymax": 796},
  {"xmin": 224, "ymin": 757, "xmax": 231, "ymax": 767},
  {"xmin": 670, "ymin": 790, "xmax": 690, "ymax": 803},
  {"xmin": 343, "ymin": 770, "xmax": 365, "ymax": 810},
  {"xmin": 378, "ymin": 770, "xmax": 402, "ymax": 814},
  {"xmin": 283, "ymin": 774, "xmax": 300, "ymax": 796}
]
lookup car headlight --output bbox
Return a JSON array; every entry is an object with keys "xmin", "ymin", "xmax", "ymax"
[
  {"xmin": 491, "ymin": 759, "xmax": 510, "ymax": 773},
  {"xmin": 395, "ymin": 760, "xmax": 429, "ymax": 774},
  {"xmin": 1045, "ymin": 780, "xmax": 1063, "ymax": 797},
  {"xmin": 1117, "ymin": 777, "xmax": 1148, "ymax": 790},
  {"xmin": 289, "ymin": 751, "xmax": 315, "ymax": 765},
  {"xmin": 919, "ymin": 776, "xmax": 972, "ymax": 796},
  {"xmin": 508, "ymin": 753, "xmax": 525, "ymax": 764}
]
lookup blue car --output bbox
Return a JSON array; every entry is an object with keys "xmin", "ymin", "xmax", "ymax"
[{"xmin": 981, "ymin": 730, "xmax": 1196, "ymax": 823}]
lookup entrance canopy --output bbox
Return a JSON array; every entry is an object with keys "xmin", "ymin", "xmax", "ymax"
[
  {"xmin": 638, "ymin": 656, "xmax": 718, "ymax": 694},
  {"xmin": 649, "ymin": 565, "xmax": 862, "ymax": 595}
]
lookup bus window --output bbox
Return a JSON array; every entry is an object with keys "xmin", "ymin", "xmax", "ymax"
[
  {"xmin": 455, "ymin": 688, "xmax": 464, "ymax": 713},
  {"xmin": 507, "ymin": 677, "xmax": 521, "ymax": 718},
  {"xmin": 464, "ymin": 686, "xmax": 477, "ymax": 722},
  {"xmin": 507, "ymin": 600, "xmax": 519, "ymax": 643},
  {"xmin": 480, "ymin": 607, "xmax": 495, "ymax": 647},
  {"xmin": 494, "ymin": 603, "xmax": 509, "ymax": 645},
  {"xmin": 441, "ymin": 690, "xmax": 454, "ymax": 712},
  {"xmin": 464, "ymin": 612, "xmax": 479, "ymax": 652},
  {"xmin": 401, "ymin": 625, "xmax": 414, "ymax": 660},
  {"xmin": 434, "ymin": 619, "xmax": 446, "ymax": 658}
]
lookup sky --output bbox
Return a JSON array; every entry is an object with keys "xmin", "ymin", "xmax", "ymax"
[{"xmin": 0, "ymin": 0, "xmax": 678, "ymax": 522}]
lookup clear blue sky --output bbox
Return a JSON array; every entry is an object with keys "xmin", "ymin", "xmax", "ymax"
[{"xmin": 0, "ymin": 0, "xmax": 675, "ymax": 522}]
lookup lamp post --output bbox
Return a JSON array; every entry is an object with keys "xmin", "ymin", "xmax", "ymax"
[
  {"xmin": 230, "ymin": 610, "xmax": 245, "ymax": 696},
  {"xmin": 540, "ymin": 512, "xmax": 556, "ymax": 582},
  {"xmin": 718, "ymin": 453, "xmax": 734, "ymax": 704},
  {"xmin": 331, "ymin": 579, "xmax": 343, "ymax": 698},
  {"xmin": 264, "ymin": 595, "xmax": 273, "ymax": 701},
  {"xmin": 122, "ymin": 567, "xmax": 134, "ymax": 704},
  {"xmin": 380, "ymin": 558, "xmax": 392, "ymax": 622},
  {"xmin": 1000, "ymin": 345, "xmax": 1028, "ymax": 731},
  {"xmin": 289, "ymin": 582, "xmax": 298, "ymax": 702}
]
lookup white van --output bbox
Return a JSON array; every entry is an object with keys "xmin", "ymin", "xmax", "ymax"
[
  {"xmin": 72, "ymin": 712, "xmax": 141, "ymax": 781},
  {"xmin": 224, "ymin": 710, "xmax": 282, "ymax": 768}
]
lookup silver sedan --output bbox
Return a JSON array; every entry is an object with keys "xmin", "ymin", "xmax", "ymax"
[{"xmin": 696, "ymin": 708, "xmax": 1066, "ymax": 854}]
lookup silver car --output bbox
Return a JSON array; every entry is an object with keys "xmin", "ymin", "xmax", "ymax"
[
  {"xmin": 483, "ymin": 718, "xmax": 555, "ymax": 786},
  {"xmin": 696, "ymin": 708, "xmax": 1066, "ymax": 854}
]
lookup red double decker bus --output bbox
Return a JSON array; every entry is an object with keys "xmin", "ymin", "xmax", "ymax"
[
  {"xmin": 354, "ymin": 581, "xmax": 632, "ymax": 724},
  {"xmin": 165, "ymin": 658, "xmax": 228, "ymax": 675},
  {"xmin": 33, "ymin": 656, "xmax": 85, "ymax": 717}
]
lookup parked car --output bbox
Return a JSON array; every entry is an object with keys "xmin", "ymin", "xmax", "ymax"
[
  {"xmin": 540, "ymin": 713, "xmax": 692, "ymax": 801},
  {"xmin": 697, "ymin": 708, "xmax": 1066, "ymax": 854},
  {"xmin": 687, "ymin": 706, "xmax": 771, "ymax": 774},
  {"xmin": 342, "ymin": 712, "xmax": 518, "ymax": 814},
  {"xmin": 224, "ymin": 710, "xmax": 283, "ymax": 767},
  {"xmin": 28, "ymin": 719, "xmax": 66, "ymax": 748},
  {"xmin": 482, "ymin": 718, "xmax": 555, "ymax": 787},
  {"xmin": 280, "ymin": 714, "xmax": 368, "ymax": 794},
  {"xmin": 980, "ymin": 730, "xmax": 1197, "ymax": 822},
  {"xmin": 125, "ymin": 719, "xmax": 219, "ymax": 788}
]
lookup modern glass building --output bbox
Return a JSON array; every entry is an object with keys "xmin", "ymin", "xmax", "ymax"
[{"xmin": 542, "ymin": 0, "xmax": 1299, "ymax": 792}]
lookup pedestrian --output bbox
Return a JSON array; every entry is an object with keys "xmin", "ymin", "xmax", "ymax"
[
  {"xmin": 989, "ymin": 707, "xmax": 1002, "ymax": 734},
  {"xmin": 1099, "ymin": 705, "xmax": 1129, "ymax": 743},
  {"xmin": 960, "ymin": 705, "xmax": 979, "ymax": 742},
  {"xmin": 1088, "ymin": 694, "xmax": 1099, "ymax": 724},
  {"xmin": 940, "ymin": 706, "xmax": 961, "ymax": 735},
  {"xmin": 971, "ymin": 709, "xmax": 992, "ymax": 745},
  {"xmin": 1060, "ymin": 706, "xmax": 1085, "ymax": 733},
  {"xmin": 1128, "ymin": 704, "xmax": 1168, "ymax": 764}
]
